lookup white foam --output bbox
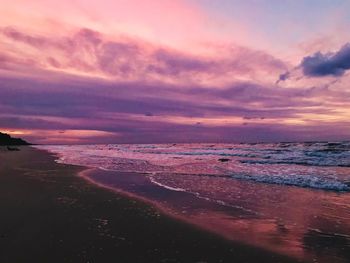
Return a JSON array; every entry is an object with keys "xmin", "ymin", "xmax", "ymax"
[
  {"xmin": 33, "ymin": 143, "xmax": 350, "ymax": 192},
  {"xmin": 230, "ymin": 173, "xmax": 350, "ymax": 192},
  {"xmin": 149, "ymin": 176, "xmax": 186, "ymax": 192}
]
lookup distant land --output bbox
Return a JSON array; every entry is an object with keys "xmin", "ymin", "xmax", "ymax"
[{"xmin": 0, "ymin": 132, "xmax": 30, "ymax": 145}]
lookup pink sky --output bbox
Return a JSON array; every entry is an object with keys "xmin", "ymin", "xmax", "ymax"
[{"xmin": 1, "ymin": 0, "xmax": 350, "ymax": 144}]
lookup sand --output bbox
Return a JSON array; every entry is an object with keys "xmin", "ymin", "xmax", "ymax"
[{"xmin": 0, "ymin": 146, "xmax": 301, "ymax": 263}]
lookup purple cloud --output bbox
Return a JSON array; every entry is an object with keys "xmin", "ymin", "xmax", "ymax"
[
  {"xmin": 0, "ymin": 27, "xmax": 286, "ymax": 83},
  {"xmin": 301, "ymin": 43, "xmax": 350, "ymax": 77},
  {"xmin": 1, "ymin": 72, "xmax": 348, "ymax": 144},
  {"xmin": 276, "ymin": 71, "xmax": 290, "ymax": 84},
  {"xmin": 0, "ymin": 27, "xmax": 349, "ymax": 143}
]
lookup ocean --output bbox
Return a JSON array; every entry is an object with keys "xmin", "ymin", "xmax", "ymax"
[{"xmin": 36, "ymin": 142, "xmax": 350, "ymax": 262}]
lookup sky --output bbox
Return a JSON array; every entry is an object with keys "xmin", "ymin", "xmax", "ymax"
[{"xmin": 1, "ymin": 0, "xmax": 350, "ymax": 144}]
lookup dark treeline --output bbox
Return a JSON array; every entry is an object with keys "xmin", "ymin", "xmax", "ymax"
[{"xmin": 0, "ymin": 132, "xmax": 30, "ymax": 145}]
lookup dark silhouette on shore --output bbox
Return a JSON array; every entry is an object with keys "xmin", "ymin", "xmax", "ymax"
[
  {"xmin": 0, "ymin": 132, "xmax": 30, "ymax": 146},
  {"xmin": 6, "ymin": 146, "xmax": 20, "ymax": 151}
]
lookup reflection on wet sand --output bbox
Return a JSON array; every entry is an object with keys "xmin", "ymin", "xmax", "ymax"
[{"xmin": 84, "ymin": 169, "xmax": 350, "ymax": 263}]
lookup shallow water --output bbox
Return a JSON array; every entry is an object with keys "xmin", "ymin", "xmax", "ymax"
[{"xmin": 36, "ymin": 142, "xmax": 350, "ymax": 262}]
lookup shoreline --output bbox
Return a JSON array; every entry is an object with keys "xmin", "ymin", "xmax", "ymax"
[
  {"xmin": 56, "ymin": 152, "xmax": 310, "ymax": 262},
  {"xmin": 0, "ymin": 146, "xmax": 302, "ymax": 262},
  {"xmin": 79, "ymin": 167, "xmax": 308, "ymax": 261}
]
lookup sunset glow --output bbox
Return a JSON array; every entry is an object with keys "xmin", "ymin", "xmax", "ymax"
[{"xmin": 1, "ymin": 0, "xmax": 350, "ymax": 144}]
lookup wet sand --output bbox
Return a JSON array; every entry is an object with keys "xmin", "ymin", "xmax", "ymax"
[
  {"xmin": 83, "ymin": 168, "xmax": 350, "ymax": 263},
  {"xmin": 0, "ymin": 146, "xmax": 301, "ymax": 262}
]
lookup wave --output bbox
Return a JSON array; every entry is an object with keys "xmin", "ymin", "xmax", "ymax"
[
  {"xmin": 34, "ymin": 143, "xmax": 350, "ymax": 192},
  {"xmin": 148, "ymin": 176, "xmax": 186, "ymax": 192},
  {"xmin": 150, "ymin": 171, "xmax": 350, "ymax": 192},
  {"xmin": 239, "ymin": 159, "xmax": 350, "ymax": 167},
  {"xmin": 230, "ymin": 173, "xmax": 350, "ymax": 192},
  {"xmin": 143, "ymin": 151, "xmax": 260, "ymax": 158},
  {"xmin": 148, "ymin": 175, "xmax": 263, "ymax": 215}
]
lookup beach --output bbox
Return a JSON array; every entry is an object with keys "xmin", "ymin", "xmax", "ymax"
[
  {"xmin": 0, "ymin": 146, "xmax": 301, "ymax": 263},
  {"xmin": 34, "ymin": 143, "xmax": 350, "ymax": 262},
  {"xmin": 2, "ymin": 1, "xmax": 349, "ymax": 262}
]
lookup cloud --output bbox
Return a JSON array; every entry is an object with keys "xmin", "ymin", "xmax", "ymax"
[
  {"xmin": 276, "ymin": 71, "xmax": 290, "ymax": 84},
  {"xmin": 300, "ymin": 43, "xmax": 350, "ymax": 77},
  {"xmin": 1, "ymin": 26, "xmax": 349, "ymax": 143},
  {"xmin": 1, "ymin": 71, "xmax": 348, "ymax": 143},
  {"xmin": 0, "ymin": 26, "xmax": 286, "ymax": 85},
  {"xmin": 0, "ymin": 74, "xmax": 332, "ymax": 124}
]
